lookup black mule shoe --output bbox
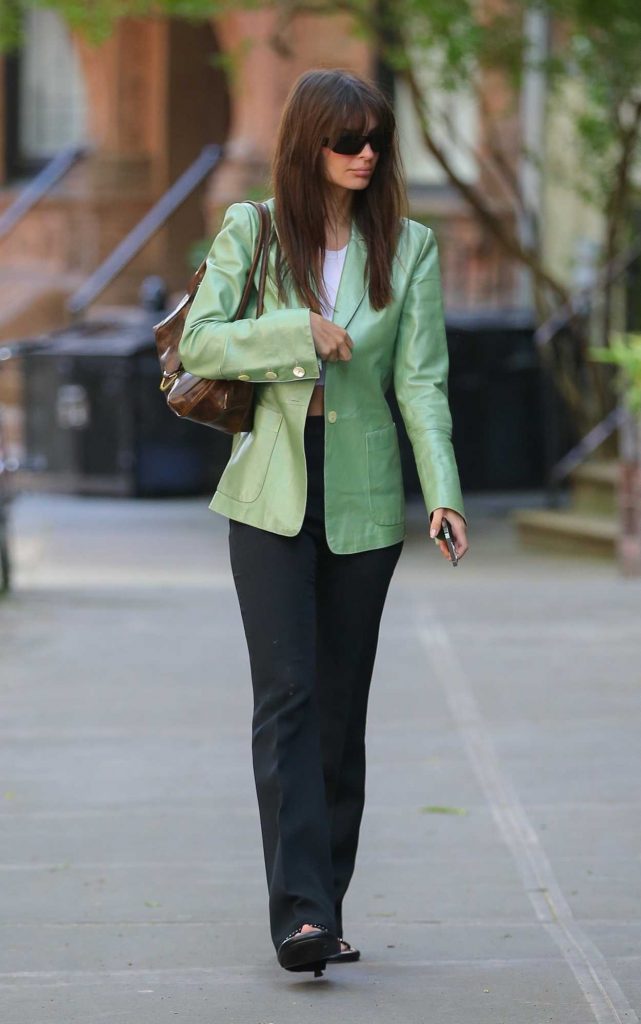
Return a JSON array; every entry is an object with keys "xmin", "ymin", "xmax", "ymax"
[
  {"xmin": 277, "ymin": 925, "xmax": 340, "ymax": 977},
  {"xmin": 327, "ymin": 938, "xmax": 361, "ymax": 963}
]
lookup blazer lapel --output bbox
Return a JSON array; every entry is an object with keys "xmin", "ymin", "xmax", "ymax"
[
  {"xmin": 332, "ymin": 223, "xmax": 368, "ymax": 330},
  {"xmin": 264, "ymin": 199, "xmax": 368, "ymax": 324}
]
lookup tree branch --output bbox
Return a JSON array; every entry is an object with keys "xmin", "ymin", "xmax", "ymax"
[
  {"xmin": 604, "ymin": 98, "xmax": 641, "ymax": 268},
  {"xmin": 400, "ymin": 60, "xmax": 569, "ymax": 307},
  {"xmin": 475, "ymin": 86, "xmax": 526, "ymax": 213}
]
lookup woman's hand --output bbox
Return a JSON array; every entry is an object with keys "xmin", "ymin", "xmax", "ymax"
[
  {"xmin": 310, "ymin": 312, "xmax": 354, "ymax": 362},
  {"xmin": 429, "ymin": 508, "xmax": 469, "ymax": 562}
]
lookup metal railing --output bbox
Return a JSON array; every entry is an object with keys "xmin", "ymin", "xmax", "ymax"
[
  {"xmin": 0, "ymin": 146, "xmax": 86, "ymax": 242},
  {"xmin": 537, "ymin": 235, "xmax": 641, "ymax": 489},
  {"xmin": 535, "ymin": 234, "xmax": 641, "ymax": 351},
  {"xmin": 548, "ymin": 405, "xmax": 626, "ymax": 485},
  {"xmin": 67, "ymin": 144, "xmax": 223, "ymax": 317}
]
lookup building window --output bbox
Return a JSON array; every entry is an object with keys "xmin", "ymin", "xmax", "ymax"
[
  {"xmin": 394, "ymin": 69, "xmax": 478, "ymax": 188},
  {"xmin": 5, "ymin": 9, "xmax": 87, "ymax": 179}
]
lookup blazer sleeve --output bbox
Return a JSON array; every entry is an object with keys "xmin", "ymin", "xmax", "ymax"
[
  {"xmin": 393, "ymin": 226, "xmax": 466, "ymax": 523},
  {"xmin": 178, "ymin": 202, "xmax": 320, "ymax": 383}
]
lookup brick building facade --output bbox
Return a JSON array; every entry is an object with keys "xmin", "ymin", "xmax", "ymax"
[{"xmin": 0, "ymin": 7, "xmax": 521, "ymax": 341}]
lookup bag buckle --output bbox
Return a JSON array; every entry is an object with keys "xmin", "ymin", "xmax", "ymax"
[{"xmin": 159, "ymin": 372, "xmax": 178, "ymax": 393}]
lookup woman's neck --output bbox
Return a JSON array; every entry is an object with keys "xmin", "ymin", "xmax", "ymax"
[{"xmin": 324, "ymin": 188, "xmax": 352, "ymax": 250}]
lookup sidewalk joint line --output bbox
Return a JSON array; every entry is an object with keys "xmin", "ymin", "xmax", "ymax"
[{"xmin": 418, "ymin": 619, "xmax": 638, "ymax": 1024}]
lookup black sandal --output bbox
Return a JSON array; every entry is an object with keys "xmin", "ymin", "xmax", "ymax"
[
  {"xmin": 277, "ymin": 925, "xmax": 340, "ymax": 977},
  {"xmin": 327, "ymin": 938, "xmax": 361, "ymax": 963}
]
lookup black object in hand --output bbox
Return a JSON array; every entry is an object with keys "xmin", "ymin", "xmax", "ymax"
[{"xmin": 440, "ymin": 517, "xmax": 459, "ymax": 567}]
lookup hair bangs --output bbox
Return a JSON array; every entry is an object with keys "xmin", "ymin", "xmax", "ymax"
[{"xmin": 321, "ymin": 80, "xmax": 390, "ymax": 142}]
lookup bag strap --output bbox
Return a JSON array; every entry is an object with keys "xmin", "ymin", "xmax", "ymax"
[
  {"xmin": 183, "ymin": 201, "xmax": 271, "ymax": 321},
  {"xmin": 234, "ymin": 201, "xmax": 272, "ymax": 320}
]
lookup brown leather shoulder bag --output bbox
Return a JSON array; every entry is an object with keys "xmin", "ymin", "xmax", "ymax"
[{"xmin": 154, "ymin": 201, "xmax": 272, "ymax": 434}]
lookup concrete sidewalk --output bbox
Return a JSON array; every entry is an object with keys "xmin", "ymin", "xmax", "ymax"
[{"xmin": 1, "ymin": 492, "xmax": 640, "ymax": 1023}]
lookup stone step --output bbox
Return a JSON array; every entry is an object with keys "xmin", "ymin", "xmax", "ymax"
[
  {"xmin": 569, "ymin": 460, "xmax": 618, "ymax": 516},
  {"xmin": 514, "ymin": 508, "xmax": 617, "ymax": 559}
]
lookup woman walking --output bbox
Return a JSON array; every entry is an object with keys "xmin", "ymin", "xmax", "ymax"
[{"xmin": 178, "ymin": 67, "xmax": 468, "ymax": 976}]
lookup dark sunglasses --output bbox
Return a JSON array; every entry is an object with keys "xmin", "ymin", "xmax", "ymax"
[{"xmin": 322, "ymin": 130, "xmax": 389, "ymax": 156}]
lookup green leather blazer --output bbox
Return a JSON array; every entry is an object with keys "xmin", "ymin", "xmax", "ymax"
[{"xmin": 178, "ymin": 198, "xmax": 465, "ymax": 554}]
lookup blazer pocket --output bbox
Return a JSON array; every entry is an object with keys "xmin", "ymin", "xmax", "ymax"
[
  {"xmin": 366, "ymin": 423, "xmax": 405, "ymax": 526},
  {"xmin": 216, "ymin": 404, "xmax": 282, "ymax": 503}
]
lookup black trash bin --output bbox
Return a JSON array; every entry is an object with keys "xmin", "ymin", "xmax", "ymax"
[
  {"xmin": 21, "ymin": 318, "xmax": 231, "ymax": 497},
  {"xmin": 446, "ymin": 309, "xmax": 545, "ymax": 491}
]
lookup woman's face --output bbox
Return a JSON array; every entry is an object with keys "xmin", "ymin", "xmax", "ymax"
[{"xmin": 321, "ymin": 118, "xmax": 381, "ymax": 193}]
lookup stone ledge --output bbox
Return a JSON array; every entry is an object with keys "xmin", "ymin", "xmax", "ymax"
[{"xmin": 514, "ymin": 508, "xmax": 617, "ymax": 559}]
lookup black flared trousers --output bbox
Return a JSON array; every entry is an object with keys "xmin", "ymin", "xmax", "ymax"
[{"xmin": 229, "ymin": 416, "xmax": 403, "ymax": 949}]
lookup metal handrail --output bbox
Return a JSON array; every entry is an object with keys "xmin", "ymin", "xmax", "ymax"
[
  {"xmin": 535, "ymin": 234, "xmax": 641, "ymax": 349},
  {"xmin": 0, "ymin": 146, "xmax": 86, "ymax": 241},
  {"xmin": 539, "ymin": 235, "xmax": 641, "ymax": 487},
  {"xmin": 67, "ymin": 144, "xmax": 223, "ymax": 317},
  {"xmin": 549, "ymin": 406, "xmax": 626, "ymax": 485}
]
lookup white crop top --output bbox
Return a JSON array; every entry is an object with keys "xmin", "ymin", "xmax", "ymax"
[{"xmin": 316, "ymin": 244, "xmax": 348, "ymax": 388}]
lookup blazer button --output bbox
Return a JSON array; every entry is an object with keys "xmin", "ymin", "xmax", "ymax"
[
  {"xmin": 292, "ymin": 366, "xmax": 305, "ymax": 377},
  {"xmin": 237, "ymin": 374, "xmax": 250, "ymax": 381},
  {"xmin": 327, "ymin": 410, "xmax": 337, "ymax": 423},
  {"xmin": 265, "ymin": 370, "xmax": 278, "ymax": 380}
]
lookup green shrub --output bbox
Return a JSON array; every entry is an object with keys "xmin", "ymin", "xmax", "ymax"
[{"xmin": 591, "ymin": 334, "xmax": 641, "ymax": 415}]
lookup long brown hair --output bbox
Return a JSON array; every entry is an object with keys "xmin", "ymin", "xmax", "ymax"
[{"xmin": 271, "ymin": 69, "xmax": 406, "ymax": 312}]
